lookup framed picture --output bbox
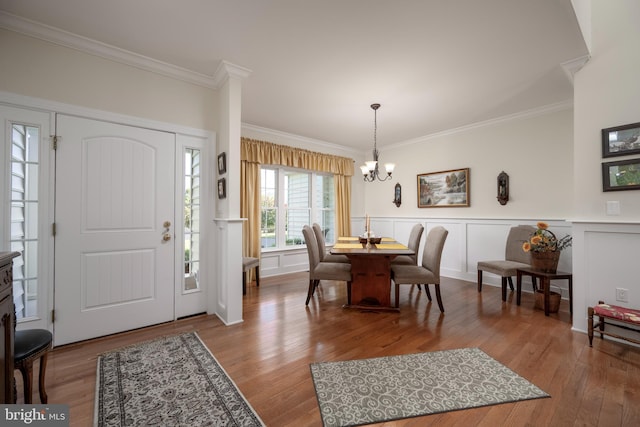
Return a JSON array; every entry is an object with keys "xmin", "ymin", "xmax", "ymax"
[
  {"xmin": 602, "ymin": 122, "xmax": 640, "ymax": 158},
  {"xmin": 602, "ymin": 158, "xmax": 640, "ymax": 191},
  {"xmin": 218, "ymin": 152, "xmax": 227, "ymax": 174},
  {"xmin": 218, "ymin": 178, "xmax": 227, "ymax": 199},
  {"xmin": 417, "ymin": 168, "xmax": 469, "ymax": 208}
]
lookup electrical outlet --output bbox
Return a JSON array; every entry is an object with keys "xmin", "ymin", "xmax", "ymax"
[{"xmin": 616, "ymin": 288, "xmax": 629, "ymax": 303}]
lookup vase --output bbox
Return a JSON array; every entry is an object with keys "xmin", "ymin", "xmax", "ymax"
[
  {"xmin": 534, "ymin": 290, "xmax": 561, "ymax": 313},
  {"xmin": 530, "ymin": 251, "xmax": 560, "ymax": 273}
]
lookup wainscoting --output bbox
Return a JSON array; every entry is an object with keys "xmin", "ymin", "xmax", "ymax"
[{"xmin": 260, "ymin": 217, "xmax": 573, "ymax": 295}]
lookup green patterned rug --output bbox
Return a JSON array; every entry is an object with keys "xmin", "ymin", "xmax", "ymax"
[
  {"xmin": 310, "ymin": 347, "xmax": 549, "ymax": 427},
  {"xmin": 95, "ymin": 332, "xmax": 263, "ymax": 426}
]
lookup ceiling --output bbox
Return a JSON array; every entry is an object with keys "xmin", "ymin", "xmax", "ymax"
[{"xmin": 0, "ymin": 0, "xmax": 588, "ymax": 150}]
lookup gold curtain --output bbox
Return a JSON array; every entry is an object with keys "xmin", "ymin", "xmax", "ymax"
[{"xmin": 240, "ymin": 137, "xmax": 354, "ymax": 265}]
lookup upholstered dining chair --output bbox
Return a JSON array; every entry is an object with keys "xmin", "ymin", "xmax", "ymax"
[
  {"xmin": 391, "ymin": 226, "xmax": 448, "ymax": 312},
  {"xmin": 312, "ymin": 223, "xmax": 350, "ymax": 263},
  {"xmin": 302, "ymin": 225, "xmax": 352, "ymax": 305},
  {"xmin": 391, "ymin": 223, "xmax": 424, "ymax": 266},
  {"xmin": 477, "ymin": 225, "xmax": 535, "ymax": 301}
]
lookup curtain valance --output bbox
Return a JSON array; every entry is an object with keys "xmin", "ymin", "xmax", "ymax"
[{"xmin": 241, "ymin": 137, "xmax": 354, "ymax": 176}]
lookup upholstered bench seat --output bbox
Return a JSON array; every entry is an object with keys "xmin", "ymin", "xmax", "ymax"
[{"xmin": 588, "ymin": 301, "xmax": 640, "ymax": 347}]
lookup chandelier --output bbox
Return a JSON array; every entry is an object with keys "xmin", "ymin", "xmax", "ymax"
[{"xmin": 360, "ymin": 103, "xmax": 394, "ymax": 182}]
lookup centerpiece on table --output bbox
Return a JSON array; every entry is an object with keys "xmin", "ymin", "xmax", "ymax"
[{"xmin": 522, "ymin": 221, "xmax": 572, "ymax": 273}]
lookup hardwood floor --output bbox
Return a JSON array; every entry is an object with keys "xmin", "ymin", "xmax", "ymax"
[{"xmin": 18, "ymin": 273, "xmax": 640, "ymax": 426}]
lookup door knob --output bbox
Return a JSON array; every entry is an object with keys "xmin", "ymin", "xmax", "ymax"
[
  {"xmin": 163, "ymin": 233, "xmax": 172, "ymax": 242},
  {"xmin": 163, "ymin": 221, "xmax": 171, "ymax": 228}
]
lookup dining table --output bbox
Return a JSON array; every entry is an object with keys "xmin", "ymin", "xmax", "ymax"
[{"xmin": 330, "ymin": 237, "xmax": 414, "ymax": 311}]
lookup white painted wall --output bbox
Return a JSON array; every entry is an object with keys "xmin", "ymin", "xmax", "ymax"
[
  {"xmin": 365, "ymin": 106, "xmax": 574, "ymax": 219},
  {"xmin": 571, "ymin": 0, "xmax": 640, "ymax": 340},
  {"xmin": 0, "ymin": 29, "xmax": 219, "ymax": 131}
]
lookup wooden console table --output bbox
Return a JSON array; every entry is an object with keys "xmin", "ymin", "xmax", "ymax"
[
  {"xmin": 516, "ymin": 267, "xmax": 573, "ymax": 317},
  {"xmin": 330, "ymin": 238, "xmax": 413, "ymax": 311}
]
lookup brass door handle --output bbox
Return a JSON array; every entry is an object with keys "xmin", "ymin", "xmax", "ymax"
[{"xmin": 163, "ymin": 233, "xmax": 171, "ymax": 242}]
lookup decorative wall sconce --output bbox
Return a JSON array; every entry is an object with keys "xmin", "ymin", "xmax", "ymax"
[
  {"xmin": 497, "ymin": 171, "xmax": 509, "ymax": 205},
  {"xmin": 393, "ymin": 183, "xmax": 402, "ymax": 207}
]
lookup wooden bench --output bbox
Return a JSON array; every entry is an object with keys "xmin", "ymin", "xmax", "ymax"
[
  {"xmin": 588, "ymin": 301, "xmax": 640, "ymax": 346},
  {"xmin": 242, "ymin": 257, "xmax": 260, "ymax": 295}
]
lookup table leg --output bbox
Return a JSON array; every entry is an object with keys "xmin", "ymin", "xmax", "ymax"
[
  {"xmin": 516, "ymin": 271, "xmax": 523, "ymax": 306},
  {"xmin": 568, "ymin": 276, "xmax": 573, "ymax": 315},
  {"xmin": 543, "ymin": 278, "xmax": 550, "ymax": 316}
]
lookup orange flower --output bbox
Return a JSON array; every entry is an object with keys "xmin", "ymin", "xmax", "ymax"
[
  {"xmin": 536, "ymin": 221, "xmax": 549, "ymax": 230},
  {"xmin": 522, "ymin": 242, "xmax": 531, "ymax": 252},
  {"xmin": 531, "ymin": 235, "xmax": 542, "ymax": 245}
]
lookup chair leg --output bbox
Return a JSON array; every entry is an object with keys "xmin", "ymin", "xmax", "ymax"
[
  {"xmin": 477, "ymin": 270, "xmax": 483, "ymax": 292},
  {"xmin": 38, "ymin": 354, "xmax": 49, "ymax": 404},
  {"xmin": 434, "ymin": 284, "xmax": 445, "ymax": 312},
  {"xmin": 242, "ymin": 272, "xmax": 247, "ymax": 295},
  {"xmin": 508, "ymin": 276, "xmax": 514, "ymax": 291},
  {"xmin": 424, "ymin": 284, "xmax": 432, "ymax": 301},
  {"xmin": 19, "ymin": 362, "xmax": 34, "ymax": 404},
  {"xmin": 255, "ymin": 267, "xmax": 260, "ymax": 287},
  {"xmin": 305, "ymin": 279, "xmax": 315, "ymax": 305},
  {"xmin": 501, "ymin": 277, "xmax": 507, "ymax": 301}
]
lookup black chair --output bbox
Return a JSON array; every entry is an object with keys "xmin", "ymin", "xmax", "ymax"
[{"xmin": 14, "ymin": 329, "xmax": 53, "ymax": 403}]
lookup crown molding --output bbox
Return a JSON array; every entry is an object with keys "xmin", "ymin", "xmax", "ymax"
[
  {"xmin": 0, "ymin": 11, "xmax": 249, "ymax": 90},
  {"xmin": 389, "ymin": 100, "xmax": 574, "ymax": 151},
  {"xmin": 561, "ymin": 55, "xmax": 591, "ymax": 83},
  {"xmin": 241, "ymin": 123, "xmax": 361, "ymax": 156}
]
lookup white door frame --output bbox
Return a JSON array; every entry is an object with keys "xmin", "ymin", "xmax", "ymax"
[{"xmin": 0, "ymin": 91, "xmax": 213, "ymax": 340}]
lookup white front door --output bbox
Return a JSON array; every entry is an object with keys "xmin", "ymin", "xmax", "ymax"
[{"xmin": 54, "ymin": 115, "xmax": 176, "ymax": 345}]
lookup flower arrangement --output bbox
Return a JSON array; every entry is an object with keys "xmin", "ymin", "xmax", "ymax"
[{"xmin": 522, "ymin": 221, "xmax": 572, "ymax": 253}]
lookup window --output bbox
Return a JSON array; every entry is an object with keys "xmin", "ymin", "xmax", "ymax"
[
  {"xmin": 260, "ymin": 167, "xmax": 335, "ymax": 250},
  {"xmin": 184, "ymin": 148, "xmax": 200, "ymax": 291},
  {"xmin": 10, "ymin": 123, "xmax": 39, "ymax": 319}
]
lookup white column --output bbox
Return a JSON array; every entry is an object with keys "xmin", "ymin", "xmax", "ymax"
[{"xmin": 208, "ymin": 61, "xmax": 251, "ymax": 324}]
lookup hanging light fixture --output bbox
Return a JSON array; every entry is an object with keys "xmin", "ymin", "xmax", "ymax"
[{"xmin": 360, "ymin": 103, "xmax": 394, "ymax": 182}]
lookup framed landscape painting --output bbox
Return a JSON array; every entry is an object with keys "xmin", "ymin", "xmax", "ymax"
[
  {"xmin": 417, "ymin": 168, "xmax": 469, "ymax": 208},
  {"xmin": 602, "ymin": 122, "xmax": 640, "ymax": 158},
  {"xmin": 602, "ymin": 158, "xmax": 640, "ymax": 192}
]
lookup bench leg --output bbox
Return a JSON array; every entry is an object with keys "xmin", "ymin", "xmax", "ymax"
[
  {"xmin": 477, "ymin": 270, "xmax": 483, "ymax": 292},
  {"xmin": 588, "ymin": 306, "xmax": 594, "ymax": 346}
]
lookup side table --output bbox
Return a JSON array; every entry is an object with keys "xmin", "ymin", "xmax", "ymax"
[{"xmin": 516, "ymin": 267, "xmax": 573, "ymax": 317}]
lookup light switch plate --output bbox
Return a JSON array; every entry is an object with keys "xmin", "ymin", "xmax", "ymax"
[{"xmin": 606, "ymin": 201, "xmax": 620, "ymax": 215}]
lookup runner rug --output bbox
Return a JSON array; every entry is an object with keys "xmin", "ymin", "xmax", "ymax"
[
  {"xmin": 95, "ymin": 332, "xmax": 263, "ymax": 426},
  {"xmin": 310, "ymin": 347, "xmax": 549, "ymax": 427}
]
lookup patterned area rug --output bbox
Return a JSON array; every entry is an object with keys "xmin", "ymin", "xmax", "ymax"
[
  {"xmin": 95, "ymin": 332, "xmax": 263, "ymax": 426},
  {"xmin": 310, "ymin": 347, "xmax": 549, "ymax": 427}
]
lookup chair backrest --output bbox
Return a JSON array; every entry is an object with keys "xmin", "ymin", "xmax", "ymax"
[
  {"xmin": 312, "ymin": 223, "xmax": 327, "ymax": 262},
  {"xmin": 303, "ymin": 225, "xmax": 320, "ymax": 272},
  {"xmin": 421, "ymin": 226, "xmax": 448, "ymax": 279},
  {"xmin": 505, "ymin": 225, "xmax": 535, "ymax": 264},
  {"xmin": 406, "ymin": 223, "xmax": 424, "ymax": 263}
]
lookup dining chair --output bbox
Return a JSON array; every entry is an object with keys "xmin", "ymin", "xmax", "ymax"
[
  {"xmin": 477, "ymin": 225, "xmax": 535, "ymax": 301},
  {"xmin": 312, "ymin": 223, "xmax": 350, "ymax": 263},
  {"xmin": 391, "ymin": 226, "xmax": 448, "ymax": 311},
  {"xmin": 391, "ymin": 223, "xmax": 424, "ymax": 266},
  {"xmin": 302, "ymin": 225, "xmax": 352, "ymax": 305}
]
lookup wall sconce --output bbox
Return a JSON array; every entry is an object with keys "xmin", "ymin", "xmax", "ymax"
[
  {"xmin": 393, "ymin": 183, "xmax": 401, "ymax": 207},
  {"xmin": 497, "ymin": 171, "xmax": 509, "ymax": 205}
]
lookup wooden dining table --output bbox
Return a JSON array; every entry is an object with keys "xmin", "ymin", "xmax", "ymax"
[{"xmin": 330, "ymin": 237, "xmax": 414, "ymax": 311}]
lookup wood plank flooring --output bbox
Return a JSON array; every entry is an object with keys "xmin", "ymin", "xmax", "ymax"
[{"xmin": 17, "ymin": 273, "xmax": 640, "ymax": 426}]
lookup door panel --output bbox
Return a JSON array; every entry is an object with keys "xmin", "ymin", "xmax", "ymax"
[{"xmin": 54, "ymin": 115, "xmax": 175, "ymax": 345}]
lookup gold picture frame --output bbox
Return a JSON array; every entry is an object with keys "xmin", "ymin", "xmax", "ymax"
[{"xmin": 417, "ymin": 168, "xmax": 469, "ymax": 208}]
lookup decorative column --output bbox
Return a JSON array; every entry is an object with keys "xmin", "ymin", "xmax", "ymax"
[{"xmin": 209, "ymin": 61, "xmax": 251, "ymax": 325}]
